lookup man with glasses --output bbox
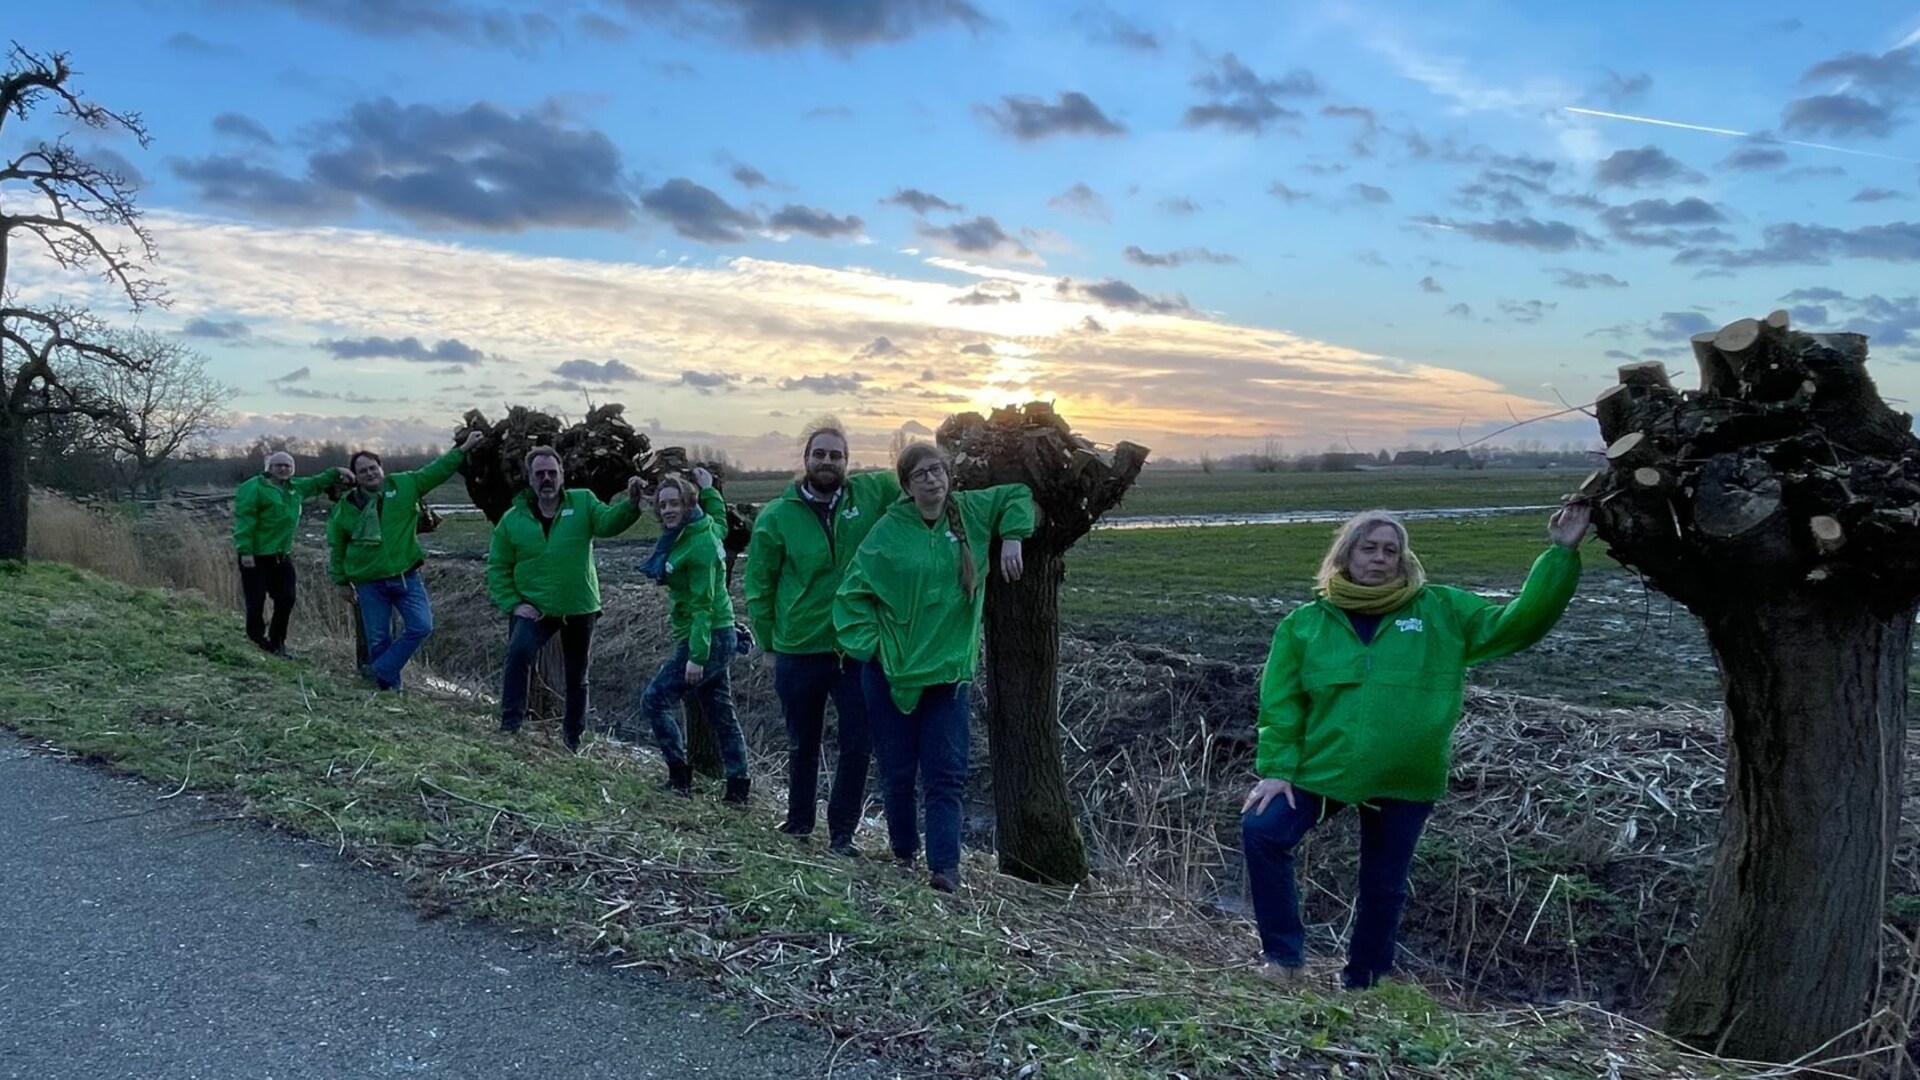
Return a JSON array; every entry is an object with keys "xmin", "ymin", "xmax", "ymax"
[
  {"xmin": 745, "ymin": 418, "xmax": 900, "ymax": 854},
  {"xmin": 232, "ymin": 450, "xmax": 351, "ymax": 656},
  {"xmin": 486, "ymin": 446, "xmax": 646, "ymax": 751}
]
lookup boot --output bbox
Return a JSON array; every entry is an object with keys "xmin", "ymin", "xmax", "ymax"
[
  {"xmin": 667, "ymin": 763, "xmax": 693, "ymax": 796},
  {"xmin": 723, "ymin": 776, "xmax": 751, "ymax": 807}
]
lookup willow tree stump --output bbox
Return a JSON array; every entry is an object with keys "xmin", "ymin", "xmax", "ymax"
[
  {"xmin": 1587, "ymin": 311, "xmax": 1920, "ymax": 1063},
  {"xmin": 941, "ymin": 402, "xmax": 1149, "ymax": 885}
]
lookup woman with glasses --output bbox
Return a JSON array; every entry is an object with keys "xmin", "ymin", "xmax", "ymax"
[{"xmin": 833, "ymin": 443, "xmax": 1034, "ymax": 893}]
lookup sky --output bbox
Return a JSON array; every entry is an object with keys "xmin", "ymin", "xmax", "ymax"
[{"xmin": 8, "ymin": 0, "xmax": 1920, "ymax": 467}]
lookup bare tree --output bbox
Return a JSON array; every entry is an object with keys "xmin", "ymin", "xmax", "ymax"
[
  {"xmin": 1, "ymin": 45, "xmax": 163, "ymax": 558},
  {"xmin": 85, "ymin": 331, "xmax": 234, "ymax": 496}
]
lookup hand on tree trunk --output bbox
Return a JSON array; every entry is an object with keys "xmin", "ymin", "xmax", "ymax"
[{"xmin": 999, "ymin": 538, "xmax": 1024, "ymax": 581}]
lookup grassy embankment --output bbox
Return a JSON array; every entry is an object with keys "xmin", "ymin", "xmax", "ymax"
[{"xmin": 0, "ymin": 558, "xmax": 1739, "ymax": 1079}]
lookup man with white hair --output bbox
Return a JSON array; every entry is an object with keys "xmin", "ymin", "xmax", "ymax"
[{"xmin": 232, "ymin": 449, "xmax": 349, "ymax": 655}]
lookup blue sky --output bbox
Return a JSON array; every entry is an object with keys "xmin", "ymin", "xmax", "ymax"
[{"xmin": 9, "ymin": 0, "xmax": 1920, "ymax": 465}]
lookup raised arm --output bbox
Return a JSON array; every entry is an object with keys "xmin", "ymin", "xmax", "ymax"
[{"xmin": 589, "ymin": 490, "xmax": 644, "ymax": 538}]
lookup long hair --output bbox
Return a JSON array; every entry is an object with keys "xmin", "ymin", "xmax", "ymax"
[
  {"xmin": 894, "ymin": 442, "xmax": 975, "ymax": 600},
  {"xmin": 653, "ymin": 475, "xmax": 698, "ymax": 522},
  {"xmin": 1316, "ymin": 510, "xmax": 1416, "ymax": 591}
]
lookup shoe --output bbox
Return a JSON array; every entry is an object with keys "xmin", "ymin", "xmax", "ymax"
[
  {"xmin": 358, "ymin": 663, "xmax": 379, "ymax": 685},
  {"xmin": 563, "ymin": 730, "xmax": 582, "ymax": 754},
  {"xmin": 723, "ymin": 777, "xmax": 751, "ymax": 807},
  {"xmin": 776, "ymin": 820, "xmax": 813, "ymax": 837},
  {"xmin": 826, "ymin": 837, "xmax": 861, "ymax": 859},
  {"xmin": 928, "ymin": 870, "xmax": 958, "ymax": 893},
  {"xmin": 892, "ymin": 854, "xmax": 917, "ymax": 879},
  {"xmin": 266, "ymin": 643, "xmax": 290, "ymax": 658},
  {"xmin": 667, "ymin": 763, "xmax": 693, "ymax": 796},
  {"xmin": 1258, "ymin": 962, "xmax": 1307, "ymax": 989},
  {"xmin": 497, "ymin": 723, "xmax": 521, "ymax": 736}
]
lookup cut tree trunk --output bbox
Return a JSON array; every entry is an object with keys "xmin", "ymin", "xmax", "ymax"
[
  {"xmin": 981, "ymin": 551, "xmax": 1089, "ymax": 885},
  {"xmin": 0, "ymin": 416, "xmax": 28, "ymax": 561},
  {"xmin": 1664, "ymin": 596, "xmax": 1909, "ymax": 1063}
]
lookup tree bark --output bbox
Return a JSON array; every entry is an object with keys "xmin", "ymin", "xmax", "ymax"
[
  {"xmin": 1666, "ymin": 595, "xmax": 1911, "ymax": 1062},
  {"xmin": 981, "ymin": 549, "xmax": 1090, "ymax": 885},
  {"xmin": 0, "ymin": 413, "xmax": 27, "ymax": 560}
]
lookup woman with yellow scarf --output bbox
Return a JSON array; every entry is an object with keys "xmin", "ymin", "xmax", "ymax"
[{"xmin": 1242, "ymin": 500, "xmax": 1591, "ymax": 990}]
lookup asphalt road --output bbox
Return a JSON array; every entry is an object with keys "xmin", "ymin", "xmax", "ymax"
[{"xmin": 0, "ymin": 735, "xmax": 890, "ymax": 1079}]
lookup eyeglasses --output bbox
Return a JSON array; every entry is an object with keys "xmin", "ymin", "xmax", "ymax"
[
  {"xmin": 908, "ymin": 464, "xmax": 947, "ymax": 483},
  {"xmin": 808, "ymin": 450, "xmax": 846, "ymax": 462}
]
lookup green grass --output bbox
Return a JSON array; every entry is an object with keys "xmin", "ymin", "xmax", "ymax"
[
  {"xmin": 0, "ymin": 560, "xmax": 1723, "ymax": 1079},
  {"xmin": 1110, "ymin": 467, "xmax": 1594, "ymax": 518}
]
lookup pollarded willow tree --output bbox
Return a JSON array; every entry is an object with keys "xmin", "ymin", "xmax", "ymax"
[
  {"xmin": 941, "ymin": 402, "xmax": 1148, "ymax": 885},
  {"xmin": 1, "ymin": 46, "xmax": 163, "ymax": 559},
  {"xmin": 1584, "ymin": 310, "xmax": 1920, "ymax": 1064}
]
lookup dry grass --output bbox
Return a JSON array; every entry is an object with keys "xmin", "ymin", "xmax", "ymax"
[{"xmin": 26, "ymin": 490, "xmax": 240, "ymax": 609}]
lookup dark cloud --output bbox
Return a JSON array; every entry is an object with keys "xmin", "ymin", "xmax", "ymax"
[
  {"xmin": 577, "ymin": 12, "xmax": 632, "ymax": 39},
  {"xmin": 1418, "ymin": 276, "xmax": 1443, "ymax": 294},
  {"xmin": 554, "ymin": 359, "xmax": 644, "ymax": 383},
  {"xmin": 1497, "ymin": 299, "xmax": 1556, "ymax": 325},
  {"xmin": 1676, "ymin": 221, "xmax": 1920, "ymax": 268},
  {"xmin": 1159, "ymin": 195, "xmax": 1200, "ymax": 215},
  {"xmin": 1604, "ymin": 349, "xmax": 1636, "ymax": 361},
  {"xmin": 959, "ymin": 343, "xmax": 994, "ymax": 355},
  {"xmin": 1718, "ymin": 143, "xmax": 1789, "ymax": 171},
  {"xmin": 1780, "ymin": 165, "xmax": 1847, "ymax": 181},
  {"xmin": 1801, "ymin": 45, "xmax": 1920, "ymax": 91},
  {"xmin": 731, "ymin": 164, "xmax": 772, "ymax": 188},
  {"xmin": 163, "ymin": 31, "xmax": 239, "ymax": 57},
  {"xmin": 768, "ymin": 204, "xmax": 865, "ymax": 238},
  {"xmin": 170, "ymin": 155, "xmax": 355, "ymax": 222},
  {"xmin": 1446, "ymin": 303, "xmax": 1472, "ymax": 319},
  {"xmin": 1781, "ymin": 286, "xmax": 1847, "ymax": 302},
  {"xmin": 1773, "ymin": 288, "xmax": 1920, "ymax": 347},
  {"xmin": 1121, "ymin": 245, "xmax": 1238, "ymax": 267},
  {"xmin": 1354, "ymin": 250, "xmax": 1388, "ymax": 268},
  {"xmin": 1788, "ymin": 304, "xmax": 1829, "ymax": 326},
  {"xmin": 270, "ymin": 366, "xmax": 311, "ymax": 384},
  {"xmin": 978, "ymin": 91, "xmax": 1127, "ymax": 140},
  {"xmin": 781, "ymin": 373, "xmax": 868, "ymax": 393},
  {"xmin": 212, "ymin": 112, "xmax": 276, "ymax": 146},
  {"xmin": 1266, "ymin": 181, "xmax": 1311, "ymax": 204},
  {"xmin": 1349, "ymin": 182, "xmax": 1392, "ymax": 204},
  {"xmin": 84, "ymin": 146, "xmax": 146, "ymax": 189},
  {"xmin": 1594, "ymin": 146, "xmax": 1703, "ymax": 188},
  {"xmin": 1047, "ymin": 182, "xmax": 1109, "ymax": 221},
  {"xmin": 1321, "ymin": 104, "xmax": 1377, "ymax": 130},
  {"xmin": 679, "ymin": 370, "xmax": 735, "ymax": 393},
  {"xmin": 640, "ymin": 178, "xmax": 757, "ymax": 242},
  {"xmin": 857, "ymin": 337, "xmax": 896, "ymax": 357},
  {"xmin": 1183, "ymin": 54, "xmax": 1318, "ymax": 134},
  {"xmin": 883, "ymin": 187, "xmax": 962, "ymax": 213},
  {"xmin": 1078, "ymin": 315, "xmax": 1108, "ymax": 333},
  {"xmin": 1072, "ymin": 5, "xmax": 1159, "ymax": 51},
  {"xmin": 1650, "ymin": 311, "xmax": 1715, "ymax": 340},
  {"xmin": 1548, "ymin": 269, "xmax": 1630, "ymax": 289},
  {"xmin": 317, "ymin": 335, "xmax": 489, "ymax": 363},
  {"xmin": 1054, "ymin": 277, "xmax": 1190, "ymax": 313},
  {"xmin": 949, "ymin": 282, "xmax": 1021, "ymax": 305},
  {"xmin": 1782, "ymin": 94, "xmax": 1901, "ymax": 138},
  {"xmin": 1415, "ymin": 215, "xmax": 1599, "ymax": 252},
  {"xmin": 225, "ymin": 0, "xmax": 561, "ymax": 55},
  {"xmin": 182, "ymin": 318, "xmax": 252, "ymax": 340},
  {"xmin": 1596, "ymin": 71, "xmax": 1653, "ymax": 106},
  {"xmin": 632, "ymin": 0, "xmax": 990, "ymax": 50},
  {"xmin": 1853, "ymin": 187, "xmax": 1909, "ymax": 203},
  {"xmin": 916, "ymin": 215, "xmax": 1033, "ymax": 259},
  {"xmin": 1597, "ymin": 197, "xmax": 1730, "ymax": 248}
]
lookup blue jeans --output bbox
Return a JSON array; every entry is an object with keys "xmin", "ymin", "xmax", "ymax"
[
  {"xmin": 773, "ymin": 652, "xmax": 872, "ymax": 843},
  {"xmin": 638, "ymin": 629, "xmax": 747, "ymax": 778},
  {"xmin": 1241, "ymin": 789, "xmax": 1434, "ymax": 989},
  {"xmin": 500, "ymin": 613, "xmax": 598, "ymax": 740},
  {"xmin": 861, "ymin": 662, "xmax": 969, "ymax": 874},
  {"xmin": 355, "ymin": 570, "xmax": 433, "ymax": 690}
]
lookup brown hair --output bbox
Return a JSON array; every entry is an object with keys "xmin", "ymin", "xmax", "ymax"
[
  {"xmin": 348, "ymin": 450, "xmax": 382, "ymax": 473},
  {"xmin": 800, "ymin": 415, "xmax": 848, "ymax": 458},
  {"xmin": 895, "ymin": 442, "xmax": 974, "ymax": 600},
  {"xmin": 653, "ymin": 474, "xmax": 698, "ymax": 519}
]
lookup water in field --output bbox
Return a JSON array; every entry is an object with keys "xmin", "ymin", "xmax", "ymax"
[{"xmin": 1094, "ymin": 504, "xmax": 1558, "ymax": 530}]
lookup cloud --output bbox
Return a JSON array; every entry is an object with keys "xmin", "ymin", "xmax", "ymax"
[
  {"xmin": 1266, "ymin": 181, "xmax": 1311, "ymax": 204},
  {"xmin": 1650, "ymin": 311, "xmax": 1715, "ymax": 340},
  {"xmin": 959, "ymin": 343, "xmax": 994, "ymax": 355},
  {"xmin": 883, "ymin": 187, "xmax": 962, "ymax": 213},
  {"xmin": 1354, "ymin": 250, "xmax": 1388, "ymax": 268},
  {"xmin": 1048, "ymin": 182, "xmax": 1110, "ymax": 221},
  {"xmin": 857, "ymin": 337, "xmax": 896, "ymax": 357},
  {"xmin": 1594, "ymin": 146, "xmax": 1703, "ymax": 188},
  {"xmin": 1418, "ymin": 276, "xmax": 1443, "ymax": 293},
  {"xmin": 1789, "ymin": 304, "xmax": 1829, "ymax": 326},
  {"xmin": 270, "ymin": 366, "xmax": 311, "ymax": 384},
  {"xmin": 1447, "ymin": 303, "xmax": 1472, "ymax": 319},
  {"xmin": 1772, "ymin": 287, "xmax": 1920, "ymax": 347},
  {"xmin": 554, "ymin": 358, "xmax": 644, "ymax": 383},
  {"xmin": 212, "ymin": 112, "xmax": 276, "ymax": 146},
  {"xmin": 217, "ymin": 0, "xmax": 561, "ymax": 53},
  {"xmin": 1321, "ymin": 104, "xmax": 1377, "ymax": 130},
  {"xmin": 803, "ymin": 104, "xmax": 855, "ymax": 120},
  {"xmin": 916, "ymin": 215, "xmax": 1034, "ymax": 260},
  {"xmin": 1781, "ymin": 94, "xmax": 1901, "ymax": 138},
  {"xmin": 1596, "ymin": 197, "xmax": 1730, "ymax": 248},
  {"xmin": 1053, "ymin": 277, "xmax": 1190, "ymax": 313},
  {"xmin": 1852, "ymin": 187, "xmax": 1910, "ymax": 203},
  {"xmin": 731, "ymin": 164, "xmax": 772, "ymax": 189},
  {"xmin": 780, "ymin": 373, "xmax": 868, "ymax": 393},
  {"xmin": 949, "ymin": 282, "xmax": 1021, "ymax": 305},
  {"xmin": 978, "ymin": 92, "xmax": 1127, "ymax": 140},
  {"xmin": 631, "ymin": 0, "xmax": 989, "ymax": 50},
  {"xmin": 640, "ymin": 178, "xmax": 758, "ymax": 242},
  {"xmin": 1122, "ymin": 245, "xmax": 1239, "ymax": 268},
  {"xmin": 1596, "ymin": 71, "xmax": 1653, "ymax": 107},
  {"xmin": 1676, "ymin": 222, "xmax": 1920, "ymax": 268},
  {"xmin": 1159, "ymin": 196, "xmax": 1200, "ymax": 215},
  {"xmin": 1497, "ymin": 299, "xmax": 1556, "ymax": 325},
  {"xmin": 1349, "ymin": 182, "xmax": 1392, "ymax": 204},
  {"xmin": 317, "ymin": 335, "xmax": 489, "ymax": 363},
  {"xmin": 1802, "ymin": 44, "xmax": 1920, "ymax": 91},
  {"xmin": 679, "ymin": 369, "xmax": 735, "ymax": 393},
  {"xmin": 1183, "ymin": 54, "xmax": 1319, "ymax": 134},
  {"xmin": 163, "ymin": 31, "xmax": 239, "ymax": 57},
  {"xmin": 577, "ymin": 12, "xmax": 632, "ymax": 40},
  {"xmin": 1783, "ymin": 46, "xmax": 1919, "ymax": 138},
  {"xmin": 1415, "ymin": 216, "xmax": 1599, "ymax": 252},
  {"xmin": 1718, "ymin": 143, "xmax": 1789, "ymax": 171},
  {"xmin": 182, "ymin": 317, "xmax": 252, "ymax": 340},
  {"xmin": 768, "ymin": 204, "xmax": 865, "ymax": 239},
  {"xmin": 1548, "ymin": 269, "xmax": 1630, "ymax": 289},
  {"xmin": 169, "ymin": 155, "xmax": 355, "ymax": 222},
  {"xmin": 1780, "ymin": 165, "xmax": 1847, "ymax": 182},
  {"xmin": 1072, "ymin": 5, "xmax": 1159, "ymax": 51}
]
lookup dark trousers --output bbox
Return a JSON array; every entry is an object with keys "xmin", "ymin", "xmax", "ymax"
[
  {"xmin": 638, "ymin": 629, "xmax": 748, "ymax": 778},
  {"xmin": 1241, "ymin": 789, "xmax": 1434, "ymax": 989},
  {"xmin": 238, "ymin": 554, "xmax": 297, "ymax": 648},
  {"xmin": 772, "ymin": 652, "xmax": 872, "ymax": 843},
  {"xmin": 500, "ymin": 613, "xmax": 598, "ymax": 740},
  {"xmin": 861, "ymin": 662, "xmax": 969, "ymax": 874}
]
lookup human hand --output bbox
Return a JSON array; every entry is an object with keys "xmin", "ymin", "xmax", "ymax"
[
  {"xmin": 1242, "ymin": 778, "xmax": 1296, "ymax": 816},
  {"xmin": 512, "ymin": 603, "xmax": 542, "ymax": 620},
  {"xmin": 692, "ymin": 466, "xmax": 714, "ymax": 490},
  {"xmin": 627, "ymin": 476, "xmax": 646, "ymax": 502},
  {"xmin": 684, "ymin": 660, "xmax": 705, "ymax": 683},
  {"xmin": 239, "ymin": 555, "xmax": 255, "ymax": 569},
  {"xmin": 999, "ymin": 538, "xmax": 1024, "ymax": 582},
  {"xmin": 1548, "ymin": 499, "xmax": 1592, "ymax": 549},
  {"xmin": 333, "ymin": 467, "xmax": 353, "ymax": 484},
  {"xmin": 460, "ymin": 429, "xmax": 485, "ymax": 453}
]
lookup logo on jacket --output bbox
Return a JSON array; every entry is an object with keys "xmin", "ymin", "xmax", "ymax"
[
  {"xmin": 1394, "ymin": 617, "xmax": 1425, "ymax": 633},
  {"xmin": 842, "ymin": 506, "xmax": 861, "ymax": 520}
]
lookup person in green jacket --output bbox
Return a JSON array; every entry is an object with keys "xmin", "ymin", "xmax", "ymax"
[
  {"xmin": 487, "ymin": 446, "xmax": 646, "ymax": 751},
  {"xmin": 232, "ymin": 450, "xmax": 349, "ymax": 655},
  {"xmin": 833, "ymin": 443, "xmax": 1034, "ymax": 893},
  {"xmin": 1241, "ymin": 500, "xmax": 1592, "ymax": 990},
  {"xmin": 635, "ymin": 468, "xmax": 750, "ymax": 802},
  {"xmin": 327, "ymin": 430, "xmax": 485, "ymax": 690},
  {"xmin": 746, "ymin": 418, "xmax": 900, "ymax": 853}
]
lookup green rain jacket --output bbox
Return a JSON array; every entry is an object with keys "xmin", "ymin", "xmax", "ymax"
[
  {"xmin": 833, "ymin": 485, "xmax": 1036, "ymax": 713},
  {"xmin": 744, "ymin": 470, "xmax": 901, "ymax": 655},
  {"xmin": 660, "ymin": 487, "xmax": 733, "ymax": 664},
  {"xmin": 486, "ymin": 488, "xmax": 643, "ymax": 617},
  {"xmin": 1255, "ymin": 545, "xmax": 1581, "ymax": 805},
  {"xmin": 232, "ymin": 472, "xmax": 337, "ymax": 557},
  {"xmin": 326, "ymin": 448, "xmax": 465, "ymax": 586}
]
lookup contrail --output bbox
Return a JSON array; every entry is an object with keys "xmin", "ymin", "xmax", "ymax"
[{"xmin": 1561, "ymin": 105, "xmax": 1919, "ymax": 164}]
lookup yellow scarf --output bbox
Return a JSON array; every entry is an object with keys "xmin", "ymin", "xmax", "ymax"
[{"xmin": 1319, "ymin": 554, "xmax": 1426, "ymax": 615}]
